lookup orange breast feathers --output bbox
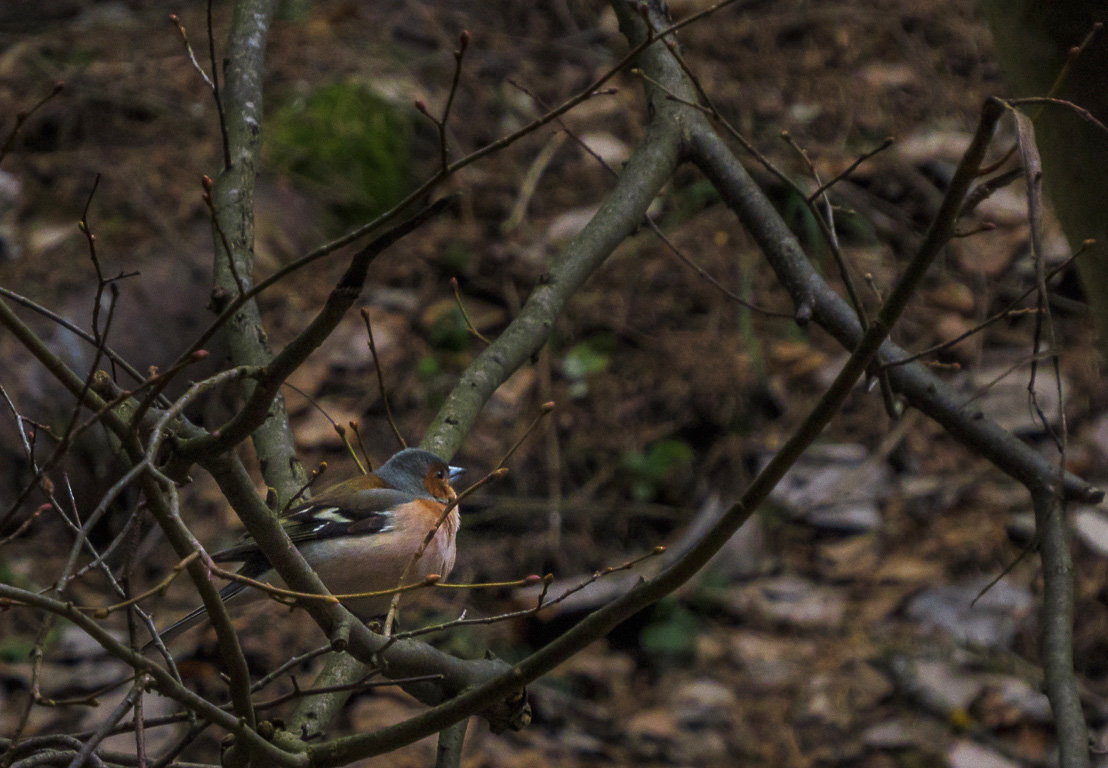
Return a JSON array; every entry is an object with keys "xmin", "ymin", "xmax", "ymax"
[{"xmin": 294, "ymin": 497, "xmax": 460, "ymax": 619}]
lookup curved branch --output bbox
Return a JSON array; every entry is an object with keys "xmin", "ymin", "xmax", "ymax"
[
  {"xmin": 687, "ymin": 124, "xmax": 1101, "ymax": 505},
  {"xmin": 178, "ymin": 197, "xmax": 453, "ymax": 464},
  {"xmin": 295, "ymin": 50, "xmax": 1009, "ymax": 767},
  {"xmin": 0, "ymin": 583, "xmax": 298, "ymax": 767},
  {"xmin": 285, "ymin": 0, "xmax": 700, "ymax": 744},
  {"xmin": 422, "ymin": 0, "xmax": 695, "ymax": 461}
]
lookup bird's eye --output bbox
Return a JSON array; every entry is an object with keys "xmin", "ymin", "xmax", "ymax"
[{"xmin": 436, "ymin": 469, "xmax": 446, "ymax": 480}]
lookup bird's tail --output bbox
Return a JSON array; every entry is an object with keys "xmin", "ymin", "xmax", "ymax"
[{"xmin": 142, "ymin": 580, "xmax": 252, "ymax": 652}]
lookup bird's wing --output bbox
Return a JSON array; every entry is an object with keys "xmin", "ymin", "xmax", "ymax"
[{"xmin": 210, "ymin": 486, "xmax": 413, "ymax": 562}]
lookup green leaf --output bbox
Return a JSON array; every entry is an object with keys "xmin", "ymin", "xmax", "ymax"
[
  {"xmin": 561, "ymin": 342, "xmax": 610, "ymax": 381},
  {"xmin": 620, "ymin": 439, "xmax": 694, "ymax": 500},
  {"xmin": 639, "ymin": 600, "xmax": 699, "ymax": 662}
]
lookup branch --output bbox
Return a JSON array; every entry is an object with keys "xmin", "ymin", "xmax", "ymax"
[
  {"xmin": 421, "ymin": 59, "xmax": 689, "ymax": 459},
  {"xmin": 0, "ymin": 583, "xmax": 300, "ymax": 767},
  {"xmin": 176, "ymin": 197, "xmax": 453, "ymax": 464},
  {"xmin": 205, "ymin": 0, "xmax": 305, "ymax": 505},
  {"xmin": 1032, "ymin": 485, "xmax": 1089, "ymax": 768},
  {"xmin": 687, "ymin": 122, "xmax": 1101, "ymax": 504},
  {"xmin": 1012, "ymin": 101, "xmax": 1088, "ymax": 768},
  {"xmin": 287, "ymin": 0, "xmax": 699, "ymax": 743}
]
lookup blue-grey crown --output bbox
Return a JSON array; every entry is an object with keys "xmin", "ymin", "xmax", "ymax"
[{"xmin": 377, "ymin": 448, "xmax": 463, "ymax": 498}]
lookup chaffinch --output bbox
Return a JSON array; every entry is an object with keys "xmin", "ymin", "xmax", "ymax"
[{"xmin": 157, "ymin": 448, "xmax": 464, "ymax": 643}]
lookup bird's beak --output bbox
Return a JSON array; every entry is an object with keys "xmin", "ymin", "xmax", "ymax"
[{"xmin": 448, "ymin": 466, "xmax": 465, "ymax": 483}]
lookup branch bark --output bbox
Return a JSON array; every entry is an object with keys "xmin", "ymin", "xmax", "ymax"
[
  {"xmin": 1032, "ymin": 484, "xmax": 1089, "ymax": 768},
  {"xmin": 209, "ymin": 0, "xmax": 305, "ymax": 505},
  {"xmin": 687, "ymin": 124, "xmax": 1100, "ymax": 505}
]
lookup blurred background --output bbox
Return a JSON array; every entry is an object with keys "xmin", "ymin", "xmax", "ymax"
[{"xmin": 1, "ymin": 1, "xmax": 1106, "ymax": 766}]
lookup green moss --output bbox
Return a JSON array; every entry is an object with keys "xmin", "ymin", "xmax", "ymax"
[
  {"xmin": 416, "ymin": 355, "xmax": 441, "ymax": 379},
  {"xmin": 621, "ymin": 439, "xmax": 695, "ymax": 502},
  {"xmin": 428, "ymin": 307, "xmax": 471, "ymax": 353},
  {"xmin": 639, "ymin": 598, "xmax": 700, "ymax": 665},
  {"xmin": 266, "ymin": 82, "xmax": 418, "ymax": 229},
  {"xmin": 660, "ymin": 177, "xmax": 721, "ymax": 228}
]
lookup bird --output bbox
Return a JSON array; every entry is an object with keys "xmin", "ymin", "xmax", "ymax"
[{"xmin": 154, "ymin": 448, "xmax": 464, "ymax": 644}]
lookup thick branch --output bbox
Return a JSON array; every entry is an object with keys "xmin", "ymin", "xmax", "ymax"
[
  {"xmin": 687, "ymin": 126, "xmax": 1101, "ymax": 504},
  {"xmin": 288, "ymin": 0, "xmax": 698, "ymax": 743},
  {"xmin": 0, "ymin": 584, "xmax": 297, "ymax": 767},
  {"xmin": 209, "ymin": 0, "xmax": 304, "ymax": 504},
  {"xmin": 1032, "ymin": 484, "xmax": 1089, "ymax": 768},
  {"xmin": 422, "ymin": 0, "xmax": 692, "ymax": 461},
  {"xmin": 179, "ymin": 198, "xmax": 453, "ymax": 463}
]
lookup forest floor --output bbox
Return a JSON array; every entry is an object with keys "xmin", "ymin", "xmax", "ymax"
[{"xmin": 1, "ymin": 1, "xmax": 1107, "ymax": 766}]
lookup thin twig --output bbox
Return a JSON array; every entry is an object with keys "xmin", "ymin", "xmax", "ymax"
[
  {"xmin": 78, "ymin": 174, "xmax": 105, "ymax": 343},
  {"xmin": 73, "ymin": 552, "xmax": 201, "ymax": 617},
  {"xmin": 279, "ymin": 462, "xmax": 329, "ymax": 517},
  {"xmin": 169, "ymin": 14, "xmax": 216, "ymax": 91},
  {"xmin": 64, "ymin": 681, "xmax": 141, "ymax": 768},
  {"xmin": 805, "ymin": 137, "xmax": 895, "ymax": 203},
  {"xmin": 0, "ymin": 82, "xmax": 64, "ymax": 164},
  {"xmin": 0, "ymin": 502, "xmax": 48, "ymax": 546},
  {"xmin": 254, "ymin": 673, "xmax": 444, "ymax": 712},
  {"xmin": 1008, "ymin": 96, "xmax": 1108, "ymax": 137},
  {"xmin": 208, "ymin": 564, "xmax": 442, "ymax": 605},
  {"xmin": 494, "ymin": 401, "xmax": 554, "ymax": 470},
  {"xmin": 347, "ymin": 421, "xmax": 373, "ymax": 474},
  {"xmin": 393, "ymin": 546, "xmax": 666, "ymax": 640},
  {"xmin": 383, "ymin": 468, "xmax": 510, "ymax": 634},
  {"xmin": 251, "ymin": 644, "xmax": 335, "ymax": 695},
  {"xmin": 360, "ymin": 308, "xmax": 407, "ymax": 449},
  {"xmin": 883, "ymin": 243, "xmax": 1089, "ymax": 368},
  {"xmin": 200, "ymin": 174, "xmax": 245, "ymax": 296},
  {"xmin": 436, "ymin": 30, "xmax": 470, "ymax": 172},
  {"xmin": 1034, "ymin": 21, "xmax": 1103, "ymax": 122},
  {"xmin": 449, "ymin": 278, "xmax": 494, "ymax": 343},
  {"xmin": 0, "ymin": 285, "xmax": 158, "ymax": 391}
]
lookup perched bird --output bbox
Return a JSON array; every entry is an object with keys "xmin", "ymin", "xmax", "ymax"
[{"xmin": 156, "ymin": 448, "xmax": 464, "ymax": 643}]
